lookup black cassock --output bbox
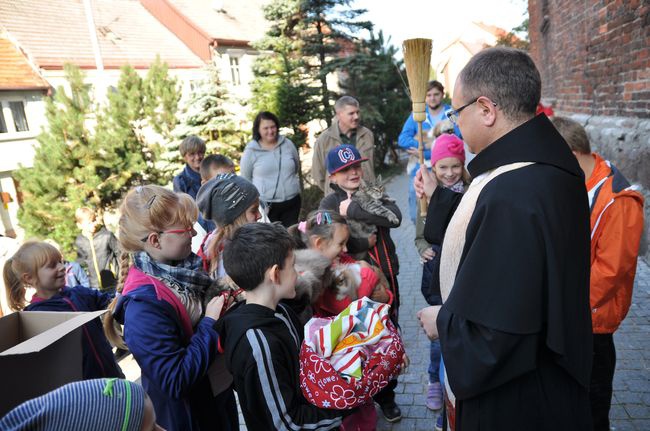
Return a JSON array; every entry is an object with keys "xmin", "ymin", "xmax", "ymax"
[{"xmin": 436, "ymin": 115, "xmax": 593, "ymax": 430}]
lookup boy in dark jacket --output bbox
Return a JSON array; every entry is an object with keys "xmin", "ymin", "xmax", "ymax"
[
  {"xmin": 216, "ymin": 223, "xmax": 344, "ymax": 431},
  {"xmin": 318, "ymin": 144, "xmax": 403, "ymax": 423}
]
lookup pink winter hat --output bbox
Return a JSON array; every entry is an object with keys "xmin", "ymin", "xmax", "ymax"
[{"xmin": 430, "ymin": 134, "xmax": 465, "ymax": 166}]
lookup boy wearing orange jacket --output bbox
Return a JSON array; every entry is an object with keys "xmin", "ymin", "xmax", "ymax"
[{"xmin": 553, "ymin": 117, "xmax": 645, "ymax": 431}]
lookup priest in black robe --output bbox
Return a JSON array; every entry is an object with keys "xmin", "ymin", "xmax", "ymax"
[{"xmin": 416, "ymin": 47, "xmax": 593, "ymax": 430}]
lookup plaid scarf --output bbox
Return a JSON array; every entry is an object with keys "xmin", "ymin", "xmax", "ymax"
[
  {"xmin": 133, "ymin": 252, "xmax": 212, "ymax": 325},
  {"xmin": 445, "ymin": 180, "xmax": 466, "ymax": 194}
]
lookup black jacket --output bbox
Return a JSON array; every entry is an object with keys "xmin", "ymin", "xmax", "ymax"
[
  {"xmin": 437, "ymin": 114, "xmax": 593, "ymax": 430},
  {"xmin": 216, "ymin": 302, "xmax": 343, "ymax": 431},
  {"xmin": 319, "ymin": 184, "xmax": 401, "ymax": 299},
  {"xmin": 75, "ymin": 226, "xmax": 120, "ymax": 290}
]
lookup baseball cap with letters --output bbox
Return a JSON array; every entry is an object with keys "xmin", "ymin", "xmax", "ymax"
[{"xmin": 326, "ymin": 144, "xmax": 368, "ymax": 174}]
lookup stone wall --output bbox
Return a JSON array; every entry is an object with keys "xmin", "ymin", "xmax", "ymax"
[{"xmin": 529, "ymin": 0, "xmax": 649, "ymax": 260}]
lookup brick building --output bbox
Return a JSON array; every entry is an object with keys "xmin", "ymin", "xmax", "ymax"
[{"xmin": 529, "ymin": 0, "xmax": 649, "ymax": 259}]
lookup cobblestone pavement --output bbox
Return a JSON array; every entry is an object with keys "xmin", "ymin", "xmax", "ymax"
[{"xmin": 378, "ymin": 172, "xmax": 650, "ymax": 431}]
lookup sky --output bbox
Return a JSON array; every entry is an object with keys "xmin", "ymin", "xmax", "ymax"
[{"xmin": 352, "ymin": 0, "xmax": 528, "ymax": 56}]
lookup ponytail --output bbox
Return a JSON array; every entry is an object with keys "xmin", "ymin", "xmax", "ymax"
[
  {"xmin": 3, "ymin": 258, "xmax": 27, "ymax": 312},
  {"xmin": 3, "ymin": 241, "xmax": 62, "ymax": 312},
  {"xmin": 103, "ymin": 251, "xmax": 130, "ymax": 350},
  {"xmin": 206, "ymin": 211, "xmax": 249, "ymax": 274}
]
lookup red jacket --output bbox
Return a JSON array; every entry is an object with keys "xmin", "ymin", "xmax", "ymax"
[{"xmin": 587, "ymin": 153, "xmax": 644, "ymax": 333}]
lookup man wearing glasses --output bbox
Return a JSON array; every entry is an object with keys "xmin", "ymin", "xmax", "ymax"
[{"xmin": 416, "ymin": 47, "xmax": 593, "ymax": 430}]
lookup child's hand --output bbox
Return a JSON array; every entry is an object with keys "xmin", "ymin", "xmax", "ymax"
[
  {"xmin": 417, "ymin": 305, "xmax": 441, "ymax": 340},
  {"xmin": 400, "ymin": 353, "xmax": 410, "ymax": 374},
  {"xmin": 339, "ymin": 198, "xmax": 352, "ymax": 216},
  {"xmin": 367, "ymin": 233, "xmax": 377, "ymax": 249},
  {"xmin": 420, "ymin": 248, "xmax": 435, "ymax": 263},
  {"xmin": 205, "ymin": 295, "xmax": 227, "ymax": 320}
]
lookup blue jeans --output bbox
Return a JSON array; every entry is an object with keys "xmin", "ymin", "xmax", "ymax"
[
  {"xmin": 408, "ymin": 175, "xmax": 417, "ymax": 224},
  {"xmin": 429, "ymin": 340, "xmax": 442, "ymax": 383},
  {"xmin": 421, "ymin": 246, "xmax": 442, "ymax": 383}
]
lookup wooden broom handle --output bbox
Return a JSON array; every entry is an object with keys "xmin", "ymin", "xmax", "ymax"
[{"xmin": 416, "ymin": 121, "xmax": 427, "ymax": 216}]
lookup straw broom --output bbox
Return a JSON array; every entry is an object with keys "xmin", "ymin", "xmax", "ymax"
[{"xmin": 402, "ymin": 38, "xmax": 432, "ymax": 216}]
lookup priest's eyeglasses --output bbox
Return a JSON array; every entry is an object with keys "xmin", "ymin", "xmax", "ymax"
[{"xmin": 446, "ymin": 97, "xmax": 497, "ymax": 125}]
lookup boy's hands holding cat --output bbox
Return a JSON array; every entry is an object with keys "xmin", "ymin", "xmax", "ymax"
[{"xmin": 339, "ymin": 198, "xmax": 352, "ymax": 216}]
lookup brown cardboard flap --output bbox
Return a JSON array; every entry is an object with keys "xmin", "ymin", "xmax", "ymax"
[{"xmin": 0, "ymin": 310, "xmax": 106, "ymax": 355}]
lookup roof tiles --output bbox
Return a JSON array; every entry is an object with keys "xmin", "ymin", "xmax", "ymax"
[
  {"xmin": 0, "ymin": 0, "xmax": 204, "ymax": 69},
  {"xmin": 0, "ymin": 37, "xmax": 49, "ymax": 90}
]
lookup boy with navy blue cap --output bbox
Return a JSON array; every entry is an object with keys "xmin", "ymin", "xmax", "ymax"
[{"xmin": 319, "ymin": 144, "xmax": 404, "ymax": 423}]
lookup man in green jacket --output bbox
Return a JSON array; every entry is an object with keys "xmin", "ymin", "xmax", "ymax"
[{"xmin": 312, "ymin": 96, "xmax": 375, "ymax": 193}]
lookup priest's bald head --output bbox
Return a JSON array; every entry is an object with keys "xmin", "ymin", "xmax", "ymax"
[{"xmin": 450, "ymin": 47, "xmax": 541, "ymax": 154}]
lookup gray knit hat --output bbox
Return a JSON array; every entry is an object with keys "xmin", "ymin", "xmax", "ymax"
[
  {"xmin": 0, "ymin": 378, "xmax": 146, "ymax": 431},
  {"xmin": 197, "ymin": 173, "xmax": 259, "ymax": 226}
]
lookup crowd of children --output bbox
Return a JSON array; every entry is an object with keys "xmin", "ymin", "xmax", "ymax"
[{"xmin": 1, "ymin": 130, "xmax": 467, "ymax": 431}]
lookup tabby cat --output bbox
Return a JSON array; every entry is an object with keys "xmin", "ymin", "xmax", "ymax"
[{"xmin": 347, "ymin": 176, "xmax": 399, "ymax": 242}]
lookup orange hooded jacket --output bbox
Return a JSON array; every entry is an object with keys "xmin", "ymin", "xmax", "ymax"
[{"xmin": 587, "ymin": 153, "xmax": 644, "ymax": 334}]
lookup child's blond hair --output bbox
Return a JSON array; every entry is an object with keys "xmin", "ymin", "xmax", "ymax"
[
  {"xmin": 3, "ymin": 241, "xmax": 62, "ymax": 311},
  {"xmin": 103, "ymin": 185, "xmax": 198, "ymax": 348},
  {"xmin": 206, "ymin": 211, "xmax": 250, "ymax": 274}
]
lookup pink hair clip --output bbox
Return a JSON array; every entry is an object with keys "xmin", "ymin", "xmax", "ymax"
[{"xmin": 298, "ymin": 221, "xmax": 307, "ymax": 233}]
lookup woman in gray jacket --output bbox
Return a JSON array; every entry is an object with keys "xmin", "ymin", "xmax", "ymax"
[{"xmin": 240, "ymin": 112, "xmax": 301, "ymax": 227}]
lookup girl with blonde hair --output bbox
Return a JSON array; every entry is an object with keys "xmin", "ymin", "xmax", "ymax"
[
  {"xmin": 3, "ymin": 240, "xmax": 123, "ymax": 379},
  {"xmin": 103, "ymin": 185, "xmax": 233, "ymax": 431}
]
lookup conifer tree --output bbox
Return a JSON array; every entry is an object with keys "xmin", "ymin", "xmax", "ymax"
[
  {"xmin": 143, "ymin": 56, "xmax": 181, "ymax": 140},
  {"xmin": 16, "ymin": 62, "xmax": 180, "ymax": 255},
  {"xmin": 335, "ymin": 31, "xmax": 410, "ymax": 167},
  {"xmin": 174, "ymin": 64, "xmax": 243, "ymax": 161},
  {"xmin": 251, "ymin": 0, "xmax": 319, "ymax": 147},
  {"xmin": 15, "ymin": 65, "xmax": 97, "ymax": 253},
  {"xmin": 299, "ymin": 0, "xmax": 371, "ymax": 124}
]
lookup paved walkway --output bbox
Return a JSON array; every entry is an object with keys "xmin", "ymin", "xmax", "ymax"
[{"xmin": 378, "ymin": 172, "xmax": 650, "ymax": 430}]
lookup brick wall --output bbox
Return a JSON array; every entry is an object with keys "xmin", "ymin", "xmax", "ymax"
[
  {"xmin": 529, "ymin": 0, "xmax": 649, "ymax": 117},
  {"xmin": 529, "ymin": 0, "xmax": 650, "ymax": 260}
]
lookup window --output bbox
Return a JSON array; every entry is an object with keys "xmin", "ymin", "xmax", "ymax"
[
  {"xmin": 229, "ymin": 56, "xmax": 241, "ymax": 86},
  {"xmin": 9, "ymin": 102, "xmax": 29, "ymax": 132},
  {"xmin": 0, "ymin": 109, "xmax": 7, "ymax": 133}
]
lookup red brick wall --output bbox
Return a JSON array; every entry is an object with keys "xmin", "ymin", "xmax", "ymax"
[{"xmin": 528, "ymin": 0, "xmax": 649, "ymax": 118}]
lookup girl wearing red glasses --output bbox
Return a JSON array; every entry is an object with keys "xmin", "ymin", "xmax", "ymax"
[{"xmin": 103, "ymin": 185, "xmax": 234, "ymax": 431}]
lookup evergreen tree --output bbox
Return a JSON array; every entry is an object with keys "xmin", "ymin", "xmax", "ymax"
[
  {"xmin": 336, "ymin": 31, "xmax": 410, "ymax": 168},
  {"xmin": 16, "ymin": 62, "xmax": 180, "ymax": 255},
  {"xmin": 143, "ymin": 56, "xmax": 181, "ymax": 140},
  {"xmin": 299, "ymin": 0, "xmax": 371, "ymax": 124},
  {"xmin": 251, "ymin": 0, "xmax": 319, "ymax": 147},
  {"xmin": 15, "ymin": 65, "xmax": 97, "ymax": 253},
  {"xmin": 174, "ymin": 64, "xmax": 243, "ymax": 161},
  {"xmin": 94, "ymin": 65, "xmax": 172, "ymax": 205}
]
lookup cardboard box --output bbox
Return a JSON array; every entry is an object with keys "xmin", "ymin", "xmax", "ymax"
[{"xmin": 0, "ymin": 310, "xmax": 106, "ymax": 417}]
